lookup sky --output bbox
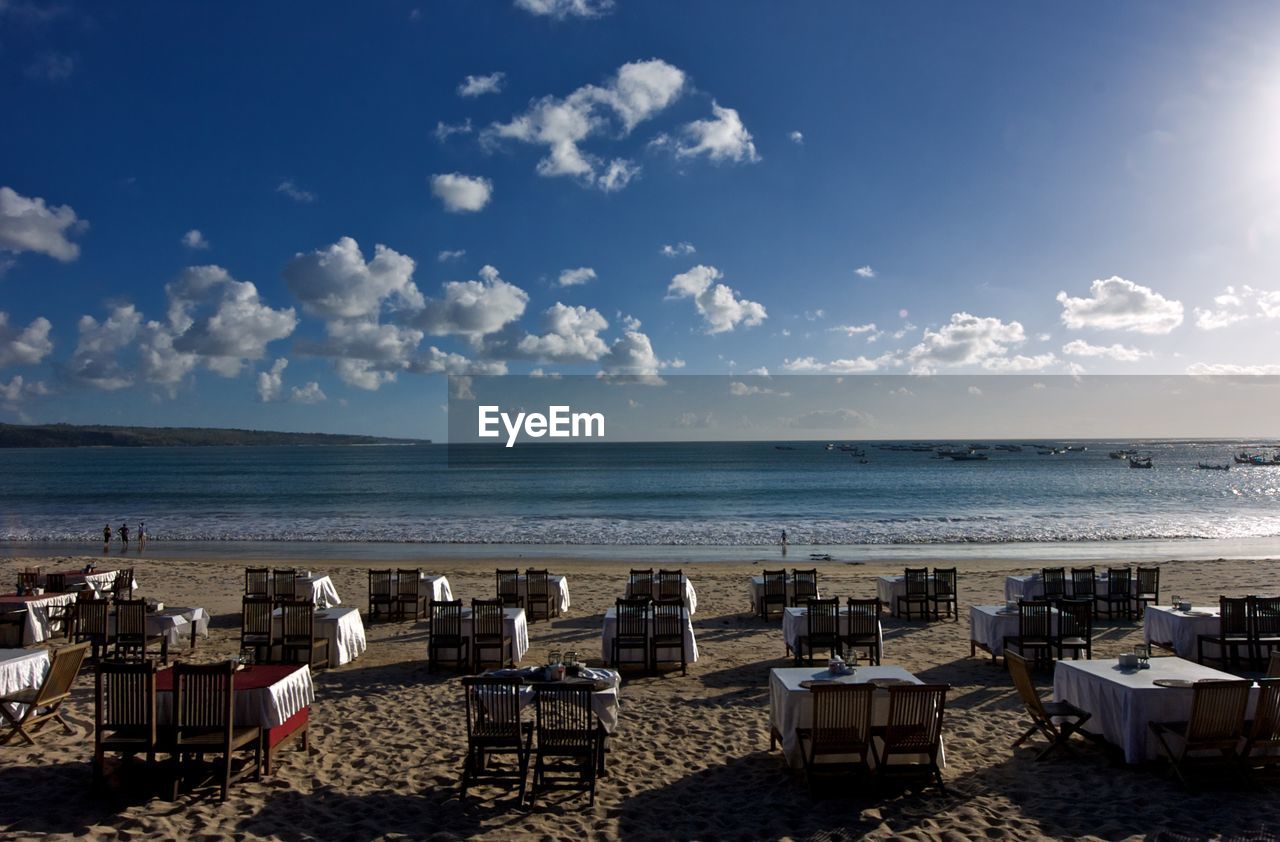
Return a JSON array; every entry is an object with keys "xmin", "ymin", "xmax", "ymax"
[{"xmin": 3, "ymin": 0, "xmax": 1280, "ymax": 441}]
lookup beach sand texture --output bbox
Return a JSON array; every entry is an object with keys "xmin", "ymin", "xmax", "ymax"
[{"xmin": 2, "ymin": 553, "xmax": 1279, "ymax": 841}]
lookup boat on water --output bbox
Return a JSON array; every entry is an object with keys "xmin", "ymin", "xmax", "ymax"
[
  {"xmin": 994, "ymin": 444, "xmax": 1023, "ymax": 452},
  {"xmin": 1109, "ymin": 449, "xmax": 1133, "ymax": 459},
  {"xmin": 1064, "ymin": 445, "xmax": 1087, "ymax": 452},
  {"xmin": 1197, "ymin": 463, "xmax": 1230, "ymax": 471},
  {"xmin": 1235, "ymin": 451, "xmax": 1280, "ymax": 465},
  {"xmin": 1128, "ymin": 455, "xmax": 1153, "ymax": 469},
  {"xmin": 949, "ymin": 452, "xmax": 989, "ymax": 461}
]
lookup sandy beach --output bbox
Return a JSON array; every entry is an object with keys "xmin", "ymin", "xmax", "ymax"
[{"xmin": 1, "ymin": 551, "xmax": 1278, "ymax": 840}]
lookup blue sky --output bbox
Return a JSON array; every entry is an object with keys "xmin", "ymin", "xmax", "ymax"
[{"xmin": 3, "ymin": 0, "xmax": 1280, "ymax": 440}]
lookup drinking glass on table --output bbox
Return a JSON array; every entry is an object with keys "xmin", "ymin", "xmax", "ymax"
[{"xmin": 1171, "ymin": 594, "xmax": 1181, "ymax": 609}]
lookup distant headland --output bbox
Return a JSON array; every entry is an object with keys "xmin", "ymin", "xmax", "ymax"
[{"xmin": 0, "ymin": 423, "xmax": 428, "ymax": 448}]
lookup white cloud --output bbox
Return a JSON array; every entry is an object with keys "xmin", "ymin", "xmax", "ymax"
[
  {"xmin": 854, "ymin": 265, "xmax": 876, "ymax": 279},
  {"xmin": 283, "ymin": 236, "xmax": 422, "ymax": 320},
  {"xmin": 434, "ymin": 119, "xmax": 474, "ymax": 142},
  {"xmin": 671, "ymin": 102, "xmax": 759, "ymax": 164},
  {"xmin": 486, "ymin": 58, "xmax": 685, "ymax": 191},
  {"xmin": 69, "ymin": 304, "xmax": 142, "ymax": 390},
  {"xmin": 181, "ymin": 229, "xmax": 210, "ymax": 250},
  {"xmin": 303, "ymin": 319, "xmax": 424, "ymax": 370},
  {"xmin": 276, "ymin": 180, "xmax": 316, "ymax": 203},
  {"xmin": 334, "ymin": 359, "xmax": 398, "ymax": 390},
  {"xmin": 257, "ymin": 358, "xmax": 288, "ymax": 402},
  {"xmin": 1185, "ymin": 362, "xmax": 1280, "ymax": 376},
  {"xmin": 430, "ymin": 173, "xmax": 493, "ymax": 213},
  {"xmin": 411, "ymin": 347, "xmax": 507, "ymax": 376},
  {"xmin": 789, "ymin": 130, "xmax": 804, "ymax": 145},
  {"xmin": 0, "ymin": 312, "xmax": 54, "ymax": 368},
  {"xmin": 666, "ymin": 265, "xmax": 766, "ymax": 334},
  {"xmin": 1, "ymin": 374, "xmax": 49, "ymax": 406},
  {"xmin": 557, "ymin": 266, "xmax": 596, "ymax": 287},
  {"xmin": 905, "ymin": 312, "xmax": 1027, "ymax": 372},
  {"xmin": 600, "ymin": 315, "xmax": 663, "ymax": 382},
  {"xmin": 437, "ymin": 249, "xmax": 466, "ymax": 262},
  {"xmin": 457, "ymin": 72, "xmax": 505, "ymax": 98},
  {"xmin": 968, "ymin": 386, "xmax": 983, "ymax": 396},
  {"xmin": 514, "ymin": 0, "xmax": 614, "ymax": 17},
  {"xmin": 1061, "ymin": 339, "xmax": 1152, "ymax": 362},
  {"xmin": 747, "ymin": 366, "xmax": 769, "ymax": 376},
  {"xmin": 981, "ymin": 353, "xmax": 1058, "ymax": 372},
  {"xmin": 1056, "ymin": 276, "xmax": 1183, "ymax": 334},
  {"xmin": 0, "ymin": 186, "xmax": 86, "ymax": 262},
  {"xmin": 782, "ymin": 355, "xmax": 886, "ymax": 373},
  {"xmin": 414, "ymin": 265, "xmax": 529, "ymax": 337},
  {"xmin": 831, "ymin": 323, "xmax": 878, "ymax": 338},
  {"xmin": 1193, "ymin": 286, "xmax": 1280, "ymax": 330},
  {"xmin": 516, "ymin": 303, "xmax": 609, "ymax": 361},
  {"xmin": 137, "ymin": 321, "xmax": 197, "ymax": 390},
  {"xmin": 164, "ymin": 265, "xmax": 298, "ymax": 376},
  {"xmin": 661, "ymin": 242, "xmax": 696, "ymax": 257},
  {"xmin": 290, "ymin": 381, "xmax": 326, "ymax": 404},
  {"xmin": 729, "ymin": 380, "xmax": 786, "ymax": 397}
]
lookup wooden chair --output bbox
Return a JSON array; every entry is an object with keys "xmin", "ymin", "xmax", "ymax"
[
  {"xmin": 367, "ymin": 569, "xmax": 394, "ymax": 624},
  {"xmin": 1006, "ymin": 652, "xmax": 1092, "ymax": 759},
  {"xmin": 651, "ymin": 600, "xmax": 687, "ymax": 675},
  {"xmin": 1095, "ymin": 567, "xmax": 1132, "ymax": 621},
  {"xmin": 427, "ymin": 600, "xmax": 468, "ymax": 672},
  {"xmin": 18, "ymin": 569, "xmax": 39, "ymax": 593},
  {"xmin": 790, "ymin": 569, "xmax": 818, "ymax": 607},
  {"xmin": 471, "ymin": 598, "xmax": 512, "ymax": 673},
  {"xmin": 170, "ymin": 661, "xmax": 262, "ymax": 802},
  {"xmin": 897, "ymin": 567, "xmax": 930, "ymax": 620},
  {"xmin": 44, "ymin": 572, "xmax": 66, "ymax": 593},
  {"xmin": 93, "ymin": 659, "xmax": 160, "ymax": 788},
  {"xmin": 928, "ymin": 567, "xmax": 958, "ymax": 621},
  {"xmin": 1250, "ymin": 595, "xmax": 1280, "ymax": 670},
  {"xmin": 876, "ymin": 684, "xmax": 949, "ymax": 793},
  {"xmin": 244, "ymin": 567, "xmax": 270, "ymax": 599},
  {"xmin": 240, "ymin": 596, "xmax": 274, "ymax": 663},
  {"xmin": 1040, "ymin": 567, "xmax": 1066, "ymax": 602},
  {"xmin": 112, "ymin": 568, "xmax": 135, "ymax": 601},
  {"xmin": 796, "ymin": 683, "xmax": 876, "ymax": 791},
  {"xmin": 0, "ymin": 641, "xmax": 90, "ymax": 746},
  {"xmin": 113, "ymin": 599, "xmax": 169, "ymax": 663},
  {"xmin": 1198, "ymin": 596, "xmax": 1251, "ymax": 668},
  {"xmin": 271, "ymin": 568, "xmax": 299, "ymax": 604},
  {"xmin": 757, "ymin": 569, "xmax": 788, "ymax": 619},
  {"xmin": 279, "ymin": 601, "xmax": 330, "ymax": 669},
  {"xmin": 73, "ymin": 596, "xmax": 111, "ymax": 661},
  {"xmin": 1242, "ymin": 678, "xmax": 1280, "ymax": 775},
  {"xmin": 394, "ymin": 568, "xmax": 423, "ymax": 621},
  {"xmin": 1070, "ymin": 567, "xmax": 1097, "ymax": 607},
  {"xmin": 1133, "ymin": 566, "xmax": 1160, "ymax": 620},
  {"xmin": 525, "ymin": 569, "xmax": 556, "ymax": 622},
  {"xmin": 842, "ymin": 598, "xmax": 882, "ymax": 665},
  {"xmin": 1003, "ymin": 600, "xmax": 1053, "ymax": 666},
  {"xmin": 531, "ymin": 684, "xmax": 600, "ymax": 806},
  {"xmin": 460, "ymin": 676, "xmax": 532, "ymax": 804},
  {"xmin": 1053, "ymin": 599, "xmax": 1093, "ymax": 661},
  {"xmin": 1150, "ymin": 679, "xmax": 1251, "ymax": 789},
  {"xmin": 795, "ymin": 597, "xmax": 841, "ymax": 666},
  {"xmin": 657, "ymin": 569, "xmax": 684, "ymax": 604},
  {"xmin": 496, "ymin": 569, "xmax": 524, "ymax": 610},
  {"xmin": 628, "ymin": 568, "xmax": 653, "ymax": 601},
  {"xmin": 612, "ymin": 598, "xmax": 650, "ymax": 671},
  {"xmin": 1269, "ymin": 650, "xmax": 1280, "ymax": 678}
]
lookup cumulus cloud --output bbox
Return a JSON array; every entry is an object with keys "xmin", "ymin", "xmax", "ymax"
[
  {"xmin": 181, "ymin": 229, "xmax": 209, "ymax": 250},
  {"xmin": 276, "ymin": 180, "xmax": 316, "ymax": 203},
  {"xmin": 1193, "ymin": 286, "xmax": 1280, "ymax": 330},
  {"xmin": 1, "ymin": 374, "xmax": 50, "ymax": 407},
  {"xmin": 515, "ymin": 303, "xmax": 609, "ymax": 361},
  {"xmin": 437, "ymin": 249, "xmax": 466, "ymax": 262},
  {"xmin": 410, "ymin": 346, "xmax": 507, "ymax": 376},
  {"xmin": 257, "ymin": 358, "xmax": 288, "ymax": 402},
  {"xmin": 661, "ymin": 242, "xmax": 695, "ymax": 257},
  {"xmin": 0, "ymin": 186, "xmax": 87, "ymax": 262},
  {"xmin": 782, "ymin": 355, "xmax": 886, "ymax": 373},
  {"xmin": 283, "ymin": 237, "xmax": 422, "ymax": 320},
  {"xmin": 430, "ymin": 173, "xmax": 493, "ymax": 213},
  {"xmin": 334, "ymin": 359, "xmax": 398, "ymax": 390},
  {"xmin": 904, "ymin": 312, "xmax": 1028, "ymax": 373},
  {"xmin": 414, "ymin": 265, "xmax": 529, "ymax": 338},
  {"xmin": 557, "ymin": 266, "xmax": 596, "ymax": 287},
  {"xmin": 163, "ymin": 266, "xmax": 298, "ymax": 376},
  {"xmin": 1186, "ymin": 362, "xmax": 1280, "ymax": 376},
  {"xmin": 457, "ymin": 72, "xmax": 506, "ymax": 98},
  {"xmin": 670, "ymin": 102, "xmax": 759, "ymax": 164},
  {"xmin": 1056, "ymin": 276, "xmax": 1183, "ymax": 334},
  {"xmin": 666, "ymin": 265, "xmax": 766, "ymax": 334},
  {"xmin": 854, "ymin": 265, "xmax": 876, "ymax": 279},
  {"xmin": 486, "ymin": 58, "xmax": 685, "ymax": 191},
  {"xmin": 68, "ymin": 304, "xmax": 142, "ymax": 390},
  {"xmin": 830, "ymin": 323, "xmax": 878, "ymax": 338},
  {"xmin": 980, "ymin": 353, "xmax": 1058, "ymax": 372},
  {"xmin": 600, "ymin": 315, "xmax": 663, "ymax": 382},
  {"xmin": 1061, "ymin": 340, "xmax": 1151, "ymax": 362},
  {"xmin": 290, "ymin": 381, "xmax": 326, "ymax": 404},
  {"xmin": 0, "ymin": 312, "xmax": 54, "ymax": 368},
  {"xmin": 513, "ymin": 0, "xmax": 614, "ymax": 18},
  {"xmin": 789, "ymin": 130, "xmax": 804, "ymax": 145},
  {"xmin": 434, "ymin": 119, "xmax": 474, "ymax": 142}
]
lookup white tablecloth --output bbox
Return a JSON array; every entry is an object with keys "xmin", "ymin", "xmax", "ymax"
[
  {"xmin": 1052, "ymin": 656, "xmax": 1258, "ymax": 763},
  {"xmin": 1143, "ymin": 606, "xmax": 1221, "ymax": 660},
  {"xmin": 625, "ymin": 576, "xmax": 698, "ymax": 614},
  {"xmin": 600, "ymin": 607, "xmax": 699, "ymax": 666},
  {"xmin": 768, "ymin": 666, "xmax": 944, "ymax": 769},
  {"xmin": 876, "ymin": 575, "xmax": 938, "ymax": 618},
  {"xmin": 782, "ymin": 607, "xmax": 883, "ymax": 659},
  {"xmin": 749, "ymin": 577, "xmax": 822, "ymax": 613},
  {"xmin": 317, "ymin": 607, "xmax": 366, "ymax": 666},
  {"xmin": 516, "ymin": 574, "xmax": 571, "ymax": 614},
  {"xmin": 446, "ymin": 607, "xmax": 529, "ymax": 665},
  {"xmin": 517, "ymin": 668, "xmax": 622, "ymax": 733},
  {"xmin": 83, "ymin": 569, "xmax": 139, "ymax": 594},
  {"xmin": 158, "ymin": 664, "xmax": 315, "ymax": 729},
  {"xmin": 1004, "ymin": 573, "xmax": 1120, "ymax": 602},
  {"xmin": 0, "ymin": 648, "xmax": 50, "ymax": 718},
  {"xmin": 297, "ymin": 575, "xmax": 341, "ymax": 608},
  {"xmin": 419, "ymin": 575, "xmax": 453, "ymax": 602},
  {"xmin": 2, "ymin": 593, "xmax": 78, "ymax": 644},
  {"xmin": 969, "ymin": 605, "xmax": 1062, "ymax": 657},
  {"xmin": 108, "ymin": 607, "xmax": 210, "ymax": 649}
]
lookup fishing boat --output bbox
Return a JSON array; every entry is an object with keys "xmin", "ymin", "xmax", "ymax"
[
  {"xmin": 949, "ymin": 451, "xmax": 989, "ymax": 461},
  {"xmin": 1065, "ymin": 445, "xmax": 1087, "ymax": 452},
  {"xmin": 1109, "ymin": 449, "xmax": 1133, "ymax": 459},
  {"xmin": 1196, "ymin": 463, "xmax": 1230, "ymax": 471},
  {"xmin": 1128, "ymin": 455, "xmax": 1153, "ymax": 469}
]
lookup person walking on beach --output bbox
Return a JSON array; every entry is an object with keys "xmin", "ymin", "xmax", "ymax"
[
  {"xmin": 781, "ymin": 528, "xmax": 788, "ymax": 556},
  {"xmin": 119, "ymin": 522, "xmax": 130, "ymax": 550},
  {"xmin": 103, "ymin": 523, "xmax": 112, "ymax": 552},
  {"xmin": 138, "ymin": 521, "xmax": 146, "ymax": 549}
]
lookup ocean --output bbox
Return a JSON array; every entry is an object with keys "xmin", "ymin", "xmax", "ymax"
[{"xmin": 1, "ymin": 440, "xmax": 1279, "ymax": 563}]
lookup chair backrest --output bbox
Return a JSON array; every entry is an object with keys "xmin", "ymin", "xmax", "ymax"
[
  {"xmin": 173, "ymin": 661, "xmax": 235, "ymax": 732},
  {"xmin": 245, "ymin": 567, "xmax": 270, "ymax": 598},
  {"xmin": 1070, "ymin": 567, "xmax": 1096, "ymax": 596},
  {"xmin": 807, "ymin": 597, "xmax": 839, "ymax": 637},
  {"xmin": 44, "ymin": 572, "xmax": 66, "ymax": 593},
  {"xmin": 95, "ymin": 657, "xmax": 156, "ymax": 735},
  {"xmin": 535, "ymin": 685, "xmax": 595, "ymax": 740},
  {"xmin": 1018, "ymin": 600, "xmax": 1052, "ymax": 639},
  {"xmin": 1005, "ymin": 652, "xmax": 1047, "ymax": 720},
  {"xmin": 241, "ymin": 596, "xmax": 274, "ymax": 637},
  {"xmin": 1040, "ymin": 567, "xmax": 1066, "ymax": 598},
  {"xmin": 1135, "ymin": 566, "xmax": 1160, "ymax": 598},
  {"xmin": 463, "ymin": 675, "xmax": 524, "ymax": 739},
  {"xmin": 1184, "ymin": 679, "xmax": 1251, "ymax": 744},
  {"xmin": 369, "ymin": 569, "xmax": 393, "ymax": 598},
  {"xmin": 1247, "ymin": 678, "xmax": 1280, "ymax": 748},
  {"xmin": 884, "ymin": 684, "xmax": 948, "ymax": 751},
  {"xmin": 526, "ymin": 569, "xmax": 550, "ymax": 599},
  {"xmin": 657, "ymin": 569, "xmax": 683, "ymax": 601},
  {"xmin": 78, "ymin": 598, "xmax": 110, "ymax": 637},
  {"xmin": 1269, "ymin": 651, "xmax": 1280, "ymax": 679},
  {"xmin": 810, "ymin": 683, "xmax": 875, "ymax": 747},
  {"xmin": 1251, "ymin": 595, "xmax": 1280, "ymax": 638},
  {"xmin": 280, "ymin": 600, "xmax": 316, "ymax": 641},
  {"xmin": 1221, "ymin": 595, "xmax": 1250, "ymax": 635},
  {"xmin": 846, "ymin": 598, "xmax": 881, "ymax": 637},
  {"xmin": 19, "ymin": 569, "xmax": 39, "ymax": 591},
  {"xmin": 113, "ymin": 568, "xmax": 134, "ymax": 600},
  {"xmin": 1106, "ymin": 567, "xmax": 1132, "ymax": 595},
  {"xmin": 628, "ymin": 569, "xmax": 653, "ymax": 599},
  {"xmin": 762, "ymin": 569, "xmax": 787, "ymax": 598},
  {"xmin": 396, "ymin": 569, "xmax": 421, "ymax": 599},
  {"xmin": 36, "ymin": 640, "xmax": 89, "ymax": 706},
  {"xmin": 904, "ymin": 567, "xmax": 929, "ymax": 595},
  {"xmin": 496, "ymin": 569, "xmax": 521, "ymax": 601},
  {"xmin": 115, "ymin": 599, "xmax": 147, "ymax": 639},
  {"xmin": 615, "ymin": 598, "xmax": 650, "ymax": 638},
  {"xmin": 273, "ymin": 568, "xmax": 299, "ymax": 601},
  {"xmin": 430, "ymin": 600, "xmax": 463, "ymax": 639},
  {"xmin": 932, "ymin": 567, "xmax": 957, "ymax": 598},
  {"xmin": 472, "ymin": 598, "xmax": 505, "ymax": 638},
  {"xmin": 792, "ymin": 569, "xmax": 818, "ymax": 601},
  {"xmin": 653, "ymin": 600, "xmax": 684, "ymax": 637},
  {"xmin": 1056, "ymin": 599, "xmax": 1093, "ymax": 640}
]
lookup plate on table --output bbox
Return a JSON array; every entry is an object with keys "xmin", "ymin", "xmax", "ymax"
[
  {"xmin": 1152, "ymin": 678, "xmax": 1195, "ymax": 688},
  {"xmin": 799, "ymin": 679, "xmax": 840, "ymax": 689},
  {"xmin": 1180, "ymin": 610, "xmax": 1214, "ymax": 618},
  {"xmin": 866, "ymin": 677, "xmax": 912, "ymax": 687},
  {"xmin": 995, "ymin": 609, "xmax": 1016, "ymax": 616}
]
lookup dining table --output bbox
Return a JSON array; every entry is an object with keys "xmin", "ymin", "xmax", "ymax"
[
  {"xmin": 624, "ymin": 575, "xmax": 697, "ymax": 614},
  {"xmin": 749, "ymin": 576, "xmax": 821, "ymax": 615},
  {"xmin": 271, "ymin": 605, "xmax": 367, "ymax": 666},
  {"xmin": 514, "ymin": 574, "xmax": 572, "ymax": 615},
  {"xmin": 296, "ymin": 574, "xmax": 341, "ymax": 608},
  {"xmin": 875, "ymin": 575, "xmax": 934, "ymax": 618},
  {"xmin": 600, "ymin": 606, "xmax": 699, "ymax": 667},
  {"xmin": 450, "ymin": 606, "xmax": 530, "ymax": 665},
  {"xmin": 0, "ymin": 648, "xmax": 51, "ymax": 719},
  {"xmin": 782, "ymin": 606, "xmax": 883, "ymax": 661},
  {"xmin": 1004, "ymin": 572, "xmax": 1121, "ymax": 603},
  {"xmin": 969, "ymin": 604, "xmax": 1060, "ymax": 660},
  {"xmin": 0, "ymin": 592, "xmax": 79, "ymax": 645},
  {"xmin": 1143, "ymin": 605, "xmax": 1221, "ymax": 660}
]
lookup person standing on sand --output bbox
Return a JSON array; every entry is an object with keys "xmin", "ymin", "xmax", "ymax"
[
  {"xmin": 138, "ymin": 521, "xmax": 146, "ymax": 549},
  {"xmin": 120, "ymin": 522, "xmax": 130, "ymax": 550},
  {"xmin": 781, "ymin": 528, "xmax": 788, "ymax": 555},
  {"xmin": 103, "ymin": 523, "xmax": 112, "ymax": 552}
]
